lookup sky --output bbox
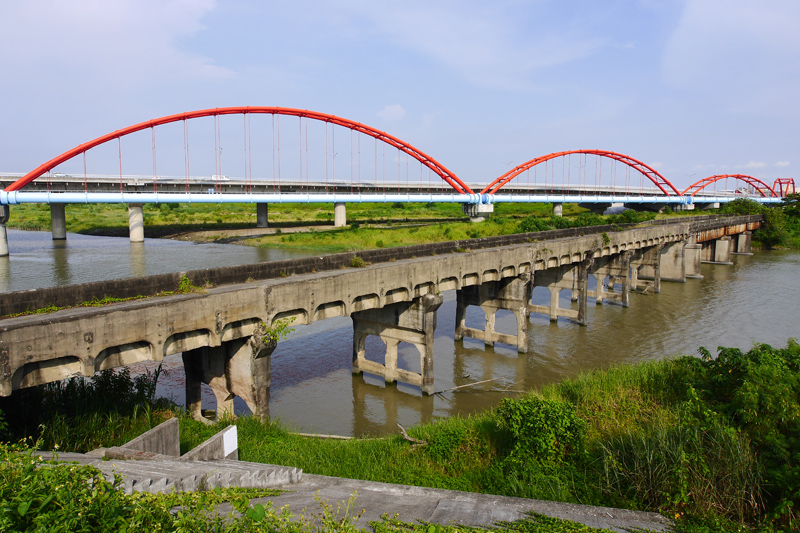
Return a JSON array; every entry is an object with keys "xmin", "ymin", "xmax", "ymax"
[{"xmin": 1, "ymin": 0, "xmax": 798, "ymax": 191}]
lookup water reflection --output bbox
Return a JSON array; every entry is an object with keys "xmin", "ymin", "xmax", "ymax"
[
  {"xmin": 52, "ymin": 242, "xmax": 70, "ymax": 286},
  {"xmin": 130, "ymin": 243, "xmax": 147, "ymax": 277}
]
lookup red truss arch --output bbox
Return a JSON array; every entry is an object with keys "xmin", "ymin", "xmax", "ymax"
[
  {"xmin": 681, "ymin": 175, "xmax": 777, "ymax": 198},
  {"xmin": 774, "ymin": 178, "xmax": 796, "ymax": 197},
  {"xmin": 480, "ymin": 149, "xmax": 681, "ymax": 196},
  {"xmin": 6, "ymin": 106, "xmax": 474, "ymax": 195}
]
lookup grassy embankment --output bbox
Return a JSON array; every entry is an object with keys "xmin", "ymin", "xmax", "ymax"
[
  {"xmin": 2, "ymin": 341, "xmax": 799, "ymax": 532},
  {"xmin": 9, "ymin": 196, "xmax": 800, "ymax": 252}
]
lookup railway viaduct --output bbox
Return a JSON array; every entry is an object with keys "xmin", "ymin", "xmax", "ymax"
[{"xmin": 0, "ymin": 215, "xmax": 761, "ymax": 422}]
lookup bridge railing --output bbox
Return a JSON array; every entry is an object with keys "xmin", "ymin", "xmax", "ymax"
[{"xmin": 0, "ymin": 214, "xmax": 763, "ymax": 317}]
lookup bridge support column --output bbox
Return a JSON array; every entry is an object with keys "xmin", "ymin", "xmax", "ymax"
[
  {"xmin": 256, "ymin": 203, "xmax": 269, "ymax": 228},
  {"xmin": 0, "ymin": 205, "xmax": 8, "ymax": 257},
  {"xmin": 701, "ymin": 236, "xmax": 732, "ymax": 265},
  {"xmin": 462, "ymin": 203, "xmax": 494, "ymax": 222},
  {"xmin": 454, "ymin": 275, "xmax": 531, "ymax": 352},
  {"xmin": 732, "ymin": 231, "xmax": 753, "ymax": 255},
  {"xmin": 590, "ymin": 251, "xmax": 632, "ymax": 307},
  {"xmin": 352, "ymin": 293, "xmax": 442, "ymax": 394},
  {"xmin": 128, "ymin": 203, "xmax": 145, "ymax": 243},
  {"xmin": 685, "ymin": 235, "xmax": 703, "ymax": 279},
  {"xmin": 658, "ymin": 242, "xmax": 686, "ymax": 282},
  {"xmin": 50, "ymin": 204, "xmax": 67, "ymax": 240},
  {"xmin": 334, "ymin": 202, "xmax": 347, "ymax": 227},
  {"xmin": 632, "ymin": 244, "xmax": 663, "ymax": 293},
  {"xmin": 529, "ymin": 261, "xmax": 591, "ymax": 324},
  {"xmin": 182, "ymin": 330, "xmax": 275, "ymax": 423},
  {"xmin": 552, "ymin": 202, "xmax": 563, "ymax": 217}
]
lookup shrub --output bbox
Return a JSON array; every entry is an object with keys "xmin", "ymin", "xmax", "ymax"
[{"xmin": 495, "ymin": 396, "xmax": 586, "ymax": 467}]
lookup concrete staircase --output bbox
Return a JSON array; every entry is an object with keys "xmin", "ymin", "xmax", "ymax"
[
  {"xmin": 40, "ymin": 418, "xmax": 302, "ymax": 495},
  {"xmin": 96, "ymin": 458, "xmax": 302, "ymax": 494}
]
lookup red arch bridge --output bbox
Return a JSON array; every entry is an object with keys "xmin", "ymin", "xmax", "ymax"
[{"xmin": 0, "ymin": 106, "xmax": 788, "ymax": 240}]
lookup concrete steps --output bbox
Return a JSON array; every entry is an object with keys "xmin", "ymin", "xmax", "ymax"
[{"xmin": 96, "ymin": 458, "xmax": 302, "ymax": 494}]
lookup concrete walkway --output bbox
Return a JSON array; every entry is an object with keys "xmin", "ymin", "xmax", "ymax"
[{"xmin": 235, "ymin": 474, "xmax": 673, "ymax": 532}]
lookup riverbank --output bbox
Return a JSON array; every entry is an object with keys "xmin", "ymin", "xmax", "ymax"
[
  {"xmin": 8, "ymin": 198, "xmax": 798, "ymax": 253},
  {"xmin": 3, "ymin": 340, "xmax": 798, "ymax": 532}
]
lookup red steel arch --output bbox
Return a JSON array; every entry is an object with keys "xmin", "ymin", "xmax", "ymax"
[
  {"xmin": 481, "ymin": 149, "xmax": 681, "ymax": 196},
  {"xmin": 681, "ymin": 175, "xmax": 777, "ymax": 197},
  {"xmin": 774, "ymin": 178, "xmax": 796, "ymax": 197},
  {"xmin": 6, "ymin": 106, "xmax": 474, "ymax": 195}
]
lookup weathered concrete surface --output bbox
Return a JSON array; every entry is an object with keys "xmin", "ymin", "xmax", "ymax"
[
  {"xmin": 115, "ymin": 417, "xmax": 180, "ymax": 457},
  {"xmin": 242, "ymin": 474, "xmax": 673, "ymax": 532},
  {"xmin": 0, "ymin": 215, "xmax": 761, "ymax": 401},
  {"xmin": 181, "ymin": 425, "xmax": 239, "ymax": 461}
]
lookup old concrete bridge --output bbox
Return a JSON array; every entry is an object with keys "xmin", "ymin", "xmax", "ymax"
[{"xmin": 0, "ymin": 214, "xmax": 761, "ymax": 421}]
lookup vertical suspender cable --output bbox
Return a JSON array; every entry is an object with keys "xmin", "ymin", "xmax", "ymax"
[
  {"xmin": 276, "ymin": 115, "xmax": 281, "ymax": 191},
  {"xmin": 83, "ymin": 152, "xmax": 87, "ymax": 193},
  {"xmin": 151, "ymin": 126, "xmax": 157, "ymax": 194},
  {"xmin": 184, "ymin": 119, "xmax": 190, "ymax": 193},
  {"xmin": 118, "ymin": 137, "xmax": 123, "ymax": 194}
]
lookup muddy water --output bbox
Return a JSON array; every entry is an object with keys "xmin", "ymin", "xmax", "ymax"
[
  {"xmin": 3, "ymin": 230, "xmax": 799, "ymax": 437},
  {"xmin": 147, "ymin": 251, "xmax": 800, "ymax": 437}
]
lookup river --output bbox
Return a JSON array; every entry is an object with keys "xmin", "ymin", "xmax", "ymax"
[{"xmin": 3, "ymin": 229, "xmax": 799, "ymax": 436}]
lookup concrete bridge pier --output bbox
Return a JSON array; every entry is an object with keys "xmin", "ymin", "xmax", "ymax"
[
  {"xmin": 334, "ymin": 202, "xmax": 347, "ymax": 227},
  {"xmin": 0, "ymin": 205, "xmax": 9, "ymax": 257},
  {"xmin": 529, "ymin": 260, "xmax": 590, "ymax": 325},
  {"xmin": 257, "ymin": 203, "xmax": 269, "ymax": 228},
  {"xmin": 454, "ymin": 275, "xmax": 531, "ymax": 352},
  {"xmin": 684, "ymin": 235, "xmax": 703, "ymax": 279},
  {"xmin": 552, "ymin": 202, "xmax": 563, "ymax": 217},
  {"xmin": 732, "ymin": 231, "xmax": 753, "ymax": 255},
  {"xmin": 128, "ymin": 203, "xmax": 145, "ymax": 243},
  {"xmin": 631, "ymin": 244, "xmax": 663, "ymax": 293},
  {"xmin": 182, "ymin": 332, "xmax": 276, "ymax": 423},
  {"xmin": 352, "ymin": 293, "xmax": 443, "ymax": 394},
  {"xmin": 50, "ymin": 204, "xmax": 67, "ymax": 240},
  {"xmin": 701, "ymin": 236, "xmax": 733, "ymax": 264},
  {"xmin": 589, "ymin": 251, "xmax": 632, "ymax": 307}
]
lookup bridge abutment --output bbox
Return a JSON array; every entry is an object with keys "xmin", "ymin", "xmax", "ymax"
[
  {"xmin": 50, "ymin": 204, "xmax": 67, "ymax": 240},
  {"xmin": 454, "ymin": 275, "xmax": 531, "ymax": 352},
  {"xmin": 128, "ymin": 203, "xmax": 145, "ymax": 243},
  {"xmin": 352, "ymin": 293, "xmax": 442, "ymax": 394},
  {"xmin": 182, "ymin": 330, "xmax": 275, "ymax": 423},
  {"xmin": 257, "ymin": 203, "xmax": 269, "ymax": 228}
]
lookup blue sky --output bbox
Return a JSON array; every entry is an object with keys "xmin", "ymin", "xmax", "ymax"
[{"xmin": 1, "ymin": 0, "xmax": 798, "ymax": 190}]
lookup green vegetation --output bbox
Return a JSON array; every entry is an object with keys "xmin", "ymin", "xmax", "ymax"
[
  {"xmin": 3, "ymin": 339, "xmax": 799, "ymax": 531},
  {"xmin": 2, "ymin": 274, "xmax": 205, "ymax": 318},
  {"xmin": 252, "ymin": 210, "xmax": 661, "ymax": 253},
  {"xmin": 720, "ymin": 195, "xmax": 800, "ymax": 249},
  {"xmin": 0, "ymin": 445, "xmax": 615, "ymax": 533}
]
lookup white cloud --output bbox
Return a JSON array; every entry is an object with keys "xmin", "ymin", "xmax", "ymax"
[
  {"xmin": 775, "ymin": 161, "xmax": 791, "ymax": 167},
  {"xmin": 377, "ymin": 104, "xmax": 406, "ymax": 121},
  {"xmin": 0, "ymin": 0, "xmax": 232, "ymax": 88},
  {"xmin": 744, "ymin": 161, "xmax": 767, "ymax": 169}
]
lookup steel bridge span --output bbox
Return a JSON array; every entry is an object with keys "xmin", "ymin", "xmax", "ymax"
[{"xmin": 0, "ymin": 107, "xmax": 790, "ymax": 254}]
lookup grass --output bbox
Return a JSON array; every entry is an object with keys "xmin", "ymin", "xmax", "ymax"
[
  {"xmin": 2, "ymin": 274, "xmax": 205, "ymax": 318},
  {"xmin": 5, "ymin": 341, "xmax": 799, "ymax": 531}
]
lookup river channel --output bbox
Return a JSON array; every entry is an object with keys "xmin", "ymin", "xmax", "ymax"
[{"xmin": 3, "ymin": 229, "xmax": 799, "ymax": 437}]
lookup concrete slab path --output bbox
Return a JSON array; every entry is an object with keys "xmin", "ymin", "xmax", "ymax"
[{"xmin": 236, "ymin": 474, "xmax": 673, "ymax": 532}]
